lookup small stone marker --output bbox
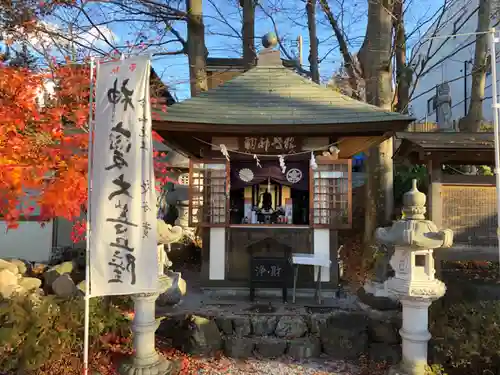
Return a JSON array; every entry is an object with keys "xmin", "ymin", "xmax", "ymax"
[{"xmin": 51, "ymin": 274, "xmax": 77, "ymax": 297}]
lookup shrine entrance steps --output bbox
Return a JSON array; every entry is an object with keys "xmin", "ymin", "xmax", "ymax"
[{"xmin": 156, "ymin": 296, "xmax": 402, "ymax": 365}]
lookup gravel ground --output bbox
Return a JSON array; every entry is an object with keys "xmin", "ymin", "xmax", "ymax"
[{"xmin": 179, "ymin": 355, "xmax": 360, "ymax": 375}]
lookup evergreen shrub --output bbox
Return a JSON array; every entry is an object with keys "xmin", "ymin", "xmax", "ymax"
[{"xmin": 0, "ymin": 295, "xmax": 131, "ymax": 373}]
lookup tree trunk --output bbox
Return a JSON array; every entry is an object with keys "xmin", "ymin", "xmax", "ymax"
[
  {"xmin": 358, "ymin": 0, "xmax": 394, "ymax": 244},
  {"xmin": 186, "ymin": 0, "xmax": 208, "ymax": 97},
  {"xmin": 306, "ymin": 0, "xmax": 320, "ymax": 83},
  {"xmin": 241, "ymin": 0, "xmax": 256, "ymax": 69},
  {"xmin": 458, "ymin": 0, "xmax": 491, "ymax": 132},
  {"xmin": 358, "ymin": 1, "xmax": 393, "ymax": 110},
  {"xmin": 393, "ymin": 0, "xmax": 410, "ymax": 114},
  {"xmin": 362, "ymin": 138, "xmax": 393, "ymax": 244}
]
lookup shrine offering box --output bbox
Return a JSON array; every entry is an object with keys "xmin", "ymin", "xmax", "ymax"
[{"xmin": 249, "ymin": 256, "xmax": 291, "ymax": 302}]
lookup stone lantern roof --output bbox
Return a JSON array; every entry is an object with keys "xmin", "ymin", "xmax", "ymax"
[{"xmin": 375, "ymin": 180, "xmax": 453, "ymax": 250}]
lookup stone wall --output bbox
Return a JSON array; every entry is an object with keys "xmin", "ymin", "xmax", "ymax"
[{"xmin": 158, "ymin": 309, "xmax": 402, "ymax": 363}]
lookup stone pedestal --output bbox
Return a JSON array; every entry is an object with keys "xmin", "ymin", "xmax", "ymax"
[
  {"xmin": 119, "ymin": 221, "xmax": 186, "ymax": 375},
  {"xmin": 375, "ymin": 180, "xmax": 453, "ymax": 375},
  {"xmin": 119, "ymin": 276, "xmax": 179, "ymax": 375},
  {"xmin": 389, "ymin": 299, "xmax": 432, "ymax": 375}
]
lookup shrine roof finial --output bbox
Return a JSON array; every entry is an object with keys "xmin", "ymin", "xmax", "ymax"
[
  {"xmin": 262, "ymin": 32, "xmax": 278, "ymax": 49},
  {"xmin": 257, "ymin": 32, "xmax": 282, "ymax": 67}
]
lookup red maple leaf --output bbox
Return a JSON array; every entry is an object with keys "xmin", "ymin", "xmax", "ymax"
[{"xmin": 0, "ymin": 59, "xmax": 175, "ymax": 241}]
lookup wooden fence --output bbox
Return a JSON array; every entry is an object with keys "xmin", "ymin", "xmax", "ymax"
[{"xmin": 441, "ymin": 183, "xmax": 497, "ymax": 247}]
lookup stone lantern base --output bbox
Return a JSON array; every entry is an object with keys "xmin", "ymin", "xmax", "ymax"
[
  {"xmin": 387, "ymin": 361, "xmax": 429, "ymax": 375},
  {"xmin": 119, "ymin": 354, "xmax": 180, "ymax": 375}
]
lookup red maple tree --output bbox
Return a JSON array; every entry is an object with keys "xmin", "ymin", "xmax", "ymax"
[{"xmin": 0, "ymin": 58, "xmax": 172, "ymax": 239}]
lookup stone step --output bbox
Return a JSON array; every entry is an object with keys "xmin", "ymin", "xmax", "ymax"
[
  {"xmin": 224, "ymin": 335, "xmax": 321, "ymax": 359},
  {"xmin": 157, "ymin": 311, "xmax": 402, "ymax": 363}
]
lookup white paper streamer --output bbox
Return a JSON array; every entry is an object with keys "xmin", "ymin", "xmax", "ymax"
[
  {"xmin": 253, "ymin": 154, "xmax": 262, "ymax": 168},
  {"xmin": 278, "ymin": 155, "xmax": 286, "ymax": 174},
  {"xmin": 310, "ymin": 151, "xmax": 318, "ymax": 170},
  {"xmin": 220, "ymin": 144, "xmax": 230, "ymax": 161},
  {"xmin": 329, "ymin": 145, "xmax": 340, "ymax": 155}
]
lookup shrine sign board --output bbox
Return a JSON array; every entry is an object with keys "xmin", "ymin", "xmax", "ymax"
[
  {"xmin": 239, "ymin": 136, "xmax": 303, "ymax": 154},
  {"xmin": 249, "ymin": 256, "xmax": 290, "ymax": 302}
]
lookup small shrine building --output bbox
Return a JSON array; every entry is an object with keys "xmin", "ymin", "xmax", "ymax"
[{"xmin": 152, "ymin": 39, "xmax": 414, "ymax": 292}]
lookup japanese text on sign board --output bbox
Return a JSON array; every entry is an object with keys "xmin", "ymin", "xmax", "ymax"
[
  {"xmin": 105, "ymin": 76, "xmax": 138, "ymax": 285},
  {"xmin": 242, "ymin": 137, "xmax": 300, "ymax": 154},
  {"xmin": 255, "ymin": 264, "xmax": 282, "ymax": 278},
  {"xmin": 90, "ymin": 55, "xmax": 157, "ymax": 296}
]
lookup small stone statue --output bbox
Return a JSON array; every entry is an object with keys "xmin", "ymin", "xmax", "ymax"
[
  {"xmin": 261, "ymin": 189, "xmax": 273, "ymax": 211},
  {"xmin": 156, "ymin": 220, "xmax": 187, "ymax": 307},
  {"xmin": 157, "ymin": 220, "xmax": 183, "ymax": 275},
  {"xmin": 435, "ymin": 82, "xmax": 453, "ymax": 131}
]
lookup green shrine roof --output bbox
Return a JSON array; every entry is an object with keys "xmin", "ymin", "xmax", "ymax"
[{"xmin": 153, "ymin": 49, "xmax": 414, "ymax": 127}]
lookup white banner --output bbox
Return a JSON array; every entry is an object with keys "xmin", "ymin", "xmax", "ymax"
[{"xmin": 89, "ymin": 55, "xmax": 158, "ymax": 296}]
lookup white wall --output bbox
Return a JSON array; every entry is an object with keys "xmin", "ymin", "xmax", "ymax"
[
  {"xmin": 55, "ymin": 217, "xmax": 86, "ymax": 248},
  {"xmin": 209, "ymin": 227, "xmax": 225, "ymax": 280},
  {"xmin": 0, "ymin": 221, "xmax": 54, "ymax": 263},
  {"xmin": 35, "ymin": 79, "xmax": 56, "ymax": 108},
  {"xmin": 409, "ymin": 0, "xmax": 500, "ymax": 125},
  {"xmin": 0, "ymin": 216, "xmax": 88, "ymax": 264},
  {"xmin": 313, "ymin": 228, "xmax": 330, "ymax": 282}
]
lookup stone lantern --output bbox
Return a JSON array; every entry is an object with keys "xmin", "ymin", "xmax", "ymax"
[{"xmin": 375, "ymin": 179, "xmax": 453, "ymax": 375}]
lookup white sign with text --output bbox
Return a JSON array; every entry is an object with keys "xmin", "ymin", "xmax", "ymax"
[{"xmin": 89, "ymin": 55, "xmax": 158, "ymax": 296}]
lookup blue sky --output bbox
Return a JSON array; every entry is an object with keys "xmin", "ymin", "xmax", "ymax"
[
  {"xmin": 8, "ymin": 0, "xmax": 445, "ymax": 101},
  {"xmin": 151, "ymin": 0, "xmax": 446, "ymax": 101}
]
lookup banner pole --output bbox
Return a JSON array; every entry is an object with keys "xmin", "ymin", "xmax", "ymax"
[{"xmin": 84, "ymin": 56, "xmax": 96, "ymax": 375}]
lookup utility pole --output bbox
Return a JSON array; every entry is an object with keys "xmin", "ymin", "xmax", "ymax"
[
  {"xmin": 297, "ymin": 35, "xmax": 303, "ymax": 67},
  {"xmin": 489, "ymin": 27, "xmax": 500, "ymax": 273},
  {"xmin": 463, "ymin": 59, "xmax": 472, "ymax": 116},
  {"xmin": 68, "ymin": 23, "xmax": 77, "ymax": 62}
]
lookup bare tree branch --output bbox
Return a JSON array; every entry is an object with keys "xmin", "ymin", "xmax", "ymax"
[{"xmin": 318, "ymin": 0, "xmax": 361, "ymax": 98}]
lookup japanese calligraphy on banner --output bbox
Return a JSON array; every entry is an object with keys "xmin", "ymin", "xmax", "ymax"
[
  {"xmin": 239, "ymin": 136, "xmax": 302, "ymax": 154},
  {"xmin": 89, "ymin": 55, "xmax": 157, "ymax": 296}
]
